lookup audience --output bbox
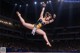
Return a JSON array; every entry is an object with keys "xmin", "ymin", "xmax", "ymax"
[{"xmin": 0, "ymin": 39, "xmax": 80, "ymax": 52}]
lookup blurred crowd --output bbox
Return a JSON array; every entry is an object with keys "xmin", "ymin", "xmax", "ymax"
[{"xmin": 0, "ymin": 38, "xmax": 80, "ymax": 52}]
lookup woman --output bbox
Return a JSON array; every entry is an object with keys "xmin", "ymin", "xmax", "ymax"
[{"xmin": 16, "ymin": 3, "xmax": 56, "ymax": 47}]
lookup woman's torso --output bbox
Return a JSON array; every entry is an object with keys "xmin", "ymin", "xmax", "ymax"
[{"xmin": 35, "ymin": 18, "xmax": 46, "ymax": 29}]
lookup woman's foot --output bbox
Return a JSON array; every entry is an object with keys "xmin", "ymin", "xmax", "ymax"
[{"xmin": 47, "ymin": 43, "xmax": 52, "ymax": 47}]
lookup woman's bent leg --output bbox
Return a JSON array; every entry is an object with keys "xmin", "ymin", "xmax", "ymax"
[{"xmin": 36, "ymin": 29, "xmax": 52, "ymax": 47}]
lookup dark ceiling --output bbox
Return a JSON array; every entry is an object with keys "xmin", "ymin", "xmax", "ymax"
[
  {"xmin": 1, "ymin": 0, "xmax": 80, "ymax": 26},
  {"xmin": 0, "ymin": 0, "xmax": 80, "ymax": 41}
]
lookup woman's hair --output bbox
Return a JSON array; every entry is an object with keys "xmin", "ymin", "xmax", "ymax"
[
  {"xmin": 44, "ymin": 12, "xmax": 56, "ymax": 20},
  {"xmin": 44, "ymin": 12, "xmax": 52, "ymax": 18}
]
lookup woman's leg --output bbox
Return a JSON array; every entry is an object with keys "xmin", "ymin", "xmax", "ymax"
[
  {"xmin": 22, "ymin": 23, "xmax": 34, "ymax": 30},
  {"xmin": 36, "ymin": 29, "xmax": 52, "ymax": 47},
  {"xmin": 22, "ymin": 23, "xmax": 52, "ymax": 47},
  {"xmin": 16, "ymin": 11, "xmax": 34, "ymax": 30}
]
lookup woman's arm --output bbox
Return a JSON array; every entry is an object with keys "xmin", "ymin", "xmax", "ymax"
[
  {"xmin": 45, "ymin": 14, "xmax": 56, "ymax": 24},
  {"xmin": 16, "ymin": 11, "xmax": 26, "ymax": 25},
  {"xmin": 39, "ymin": 3, "xmax": 46, "ymax": 19},
  {"xmin": 45, "ymin": 19, "xmax": 54, "ymax": 24},
  {"xmin": 49, "ymin": 19, "xmax": 54, "ymax": 23}
]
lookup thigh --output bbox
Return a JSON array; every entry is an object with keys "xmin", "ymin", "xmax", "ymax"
[
  {"xmin": 24, "ymin": 23, "xmax": 34, "ymax": 30},
  {"xmin": 36, "ymin": 29, "xmax": 46, "ymax": 35}
]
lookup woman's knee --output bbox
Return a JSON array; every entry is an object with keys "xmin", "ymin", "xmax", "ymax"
[
  {"xmin": 36, "ymin": 29, "xmax": 46, "ymax": 36},
  {"xmin": 42, "ymin": 32, "xmax": 46, "ymax": 36}
]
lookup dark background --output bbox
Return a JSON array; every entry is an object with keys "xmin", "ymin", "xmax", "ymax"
[{"xmin": 0, "ymin": 0, "xmax": 80, "ymax": 51}]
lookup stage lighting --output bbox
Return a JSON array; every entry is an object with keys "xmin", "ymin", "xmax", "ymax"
[
  {"xmin": 0, "ymin": 19, "xmax": 13, "ymax": 26},
  {"xmin": 0, "ymin": 20, "xmax": 3, "ymax": 23},
  {"xmin": 47, "ymin": 1, "xmax": 49, "ymax": 4},
  {"xmin": 19, "ymin": 5, "xmax": 22, "ymax": 7},
  {"xmin": 34, "ymin": 1, "xmax": 37, "ymax": 5},
  {"xmin": 8, "ymin": 22, "xmax": 13, "ymax": 25},
  {"xmin": 64, "ymin": 0, "xmax": 80, "ymax": 2},
  {"xmin": 40, "ymin": 2, "xmax": 44, "ymax": 5},
  {"xmin": 3, "ymin": 21, "xmax": 8, "ymax": 25},
  {"xmin": 40, "ymin": 2, "xmax": 43, "ymax": 5},
  {"xmin": 52, "ymin": 40, "xmax": 54, "ymax": 42},
  {"xmin": 49, "ymin": 0, "xmax": 51, "ymax": 3},
  {"xmin": 26, "ymin": 4, "xmax": 28, "ymax": 6},
  {"xmin": 61, "ymin": 0, "xmax": 64, "ymax": 2},
  {"xmin": 58, "ymin": 0, "xmax": 80, "ymax": 2},
  {"xmin": 58, "ymin": 0, "xmax": 60, "ymax": 2},
  {"xmin": 15, "ymin": 3, "xmax": 17, "ymax": 6},
  {"xmin": 40, "ymin": 2, "xmax": 42, "ymax": 5},
  {"xmin": 58, "ymin": 0, "xmax": 64, "ymax": 2}
]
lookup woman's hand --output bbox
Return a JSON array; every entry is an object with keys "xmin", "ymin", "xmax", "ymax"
[
  {"xmin": 16, "ymin": 11, "xmax": 21, "ymax": 16},
  {"xmin": 42, "ymin": 3, "xmax": 46, "ymax": 7},
  {"xmin": 50, "ymin": 19, "xmax": 54, "ymax": 23}
]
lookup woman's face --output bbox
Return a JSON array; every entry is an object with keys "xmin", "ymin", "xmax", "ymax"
[{"xmin": 45, "ymin": 16, "xmax": 51, "ymax": 21}]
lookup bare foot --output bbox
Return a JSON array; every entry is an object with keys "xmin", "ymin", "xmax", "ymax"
[{"xmin": 47, "ymin": 43, "xmax": 52, "ymax": 47}]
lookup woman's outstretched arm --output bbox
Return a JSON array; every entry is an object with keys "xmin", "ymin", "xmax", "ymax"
[
  {"xmin": 45, "ymin": 19, "xmax": 54, "ymax": 24},
  {"xmin": 16, "ymin": 11, "xmax": 26, "ymax": 25},
  {"xmin": 39, "ymin": 3, "xmax": 46, "ymax": 19}
]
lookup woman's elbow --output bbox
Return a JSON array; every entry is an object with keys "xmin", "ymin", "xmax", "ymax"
[{"xmin": 22, "ymin": 22, "xmax": 26, "ymax": 26}]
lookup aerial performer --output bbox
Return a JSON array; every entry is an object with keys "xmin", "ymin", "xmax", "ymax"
[{"xmin": 16, "ymin": 3, "xmax": 56, "ymax": 47}]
